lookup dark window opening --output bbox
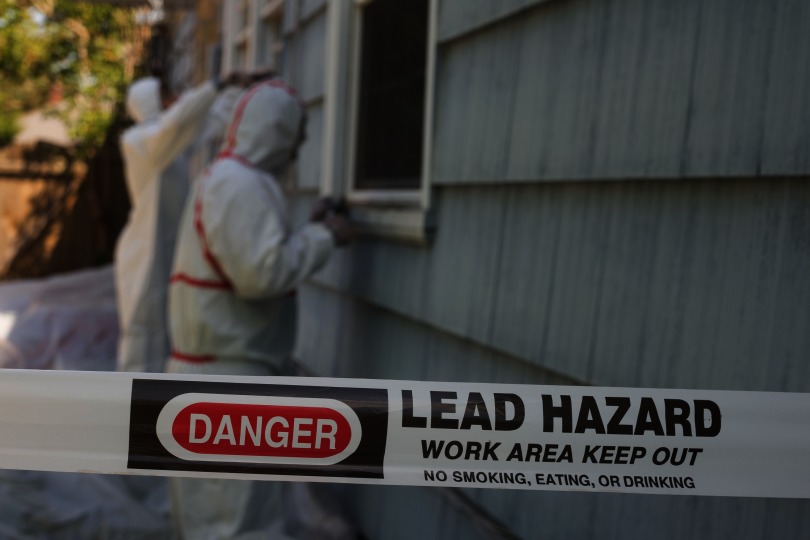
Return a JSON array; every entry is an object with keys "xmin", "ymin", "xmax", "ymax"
[{"xmin": 354, "ymin": 0, "xmax": 428, "ymax": 191}]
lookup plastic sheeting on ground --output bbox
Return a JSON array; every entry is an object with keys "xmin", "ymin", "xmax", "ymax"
[
  {"xmin": 0, "ymin": 266, "xmax": 119, "ymax": 371},
  {"xmin": 0, "ymin": 266, "xmax": 360, "ymax": 540},
  {"xmin": 0, "ymin": 266, "xmax": 173, "ymax": 539},
  {"xmin": 0, "ymin": 471, "xmax": 171, "ymax": 540}
]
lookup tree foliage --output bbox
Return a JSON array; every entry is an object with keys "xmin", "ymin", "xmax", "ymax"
[{"xmin": 0, "ymin": 0, "xmax": 143, "ymax": 154}]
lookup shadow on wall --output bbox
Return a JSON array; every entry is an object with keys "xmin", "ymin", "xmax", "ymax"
[{"xmin": 0, "ymin": 107, "xmax": 132, "ymax": 281}]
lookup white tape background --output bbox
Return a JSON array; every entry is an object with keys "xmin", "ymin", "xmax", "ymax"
[{"xmin": 0, "ymin": 369, "xmax": 808, "ymax": 498}]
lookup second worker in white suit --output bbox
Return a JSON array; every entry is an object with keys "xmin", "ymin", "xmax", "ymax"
[{"xmin": 117, "ymin": 73, "xmax": 246, "ymax": 373}]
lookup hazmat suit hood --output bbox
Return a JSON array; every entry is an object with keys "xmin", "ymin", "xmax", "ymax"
[
  {"xmin": 126, "ymin": 77, "xmax": 162, "ymax": 124},
  {"xmin": 221, "ymin": 80, "xmax": 303, "ymax": 176}
]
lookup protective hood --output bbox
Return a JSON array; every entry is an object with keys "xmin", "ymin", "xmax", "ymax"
[
  {"xmin": 126, "ymin": 77, "xmax": 161, "ymax": 123},
  {"xmin": 221, "ymin": 80, "xmax": 303, "ymax": 174}
]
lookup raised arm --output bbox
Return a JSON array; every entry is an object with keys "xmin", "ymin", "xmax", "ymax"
[{"xmin": 145, "ymin": 81, "xmax": 218, "ymax": 172}]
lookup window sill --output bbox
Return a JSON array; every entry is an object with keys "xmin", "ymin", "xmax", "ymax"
[{"xmin": 348, "ymin": 204, "xmax": 434, "ymax": 246}]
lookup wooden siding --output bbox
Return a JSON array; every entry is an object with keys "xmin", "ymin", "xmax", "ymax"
[
  {"xmin": 294, "ymin": 12, "xmax": 327, "ymax": 104},
  {"xmin": 282, "ymin": 1, "xmax": 810, "ymax": 538},
  {"xmin": 464, "ymin": 488, "xmax": 810, "ymax": 540},
  {"xmin": 295, "ymin": 277, "xmax": 579, "ymax": 385},
  {"xmin": 294, "ymin": 239, "xmax": 810, "ymax": 540},
  {"xmin": 433, "ymin": 0, "xmax": 810, "ymax": 184},
  {"xmin": 348, "ymin": 485, "xmax": 500, "ymax": 540},
  {"xmin": 305, "ymin": 179, "xmax": 810, "ymax": 392},
  {"xmin": 300, "ymin": 0, "xmax": 326, "ymax": 22},
  {"xmin": 438, "ymin": 0, "xmax": 551, "ymax": 43},
  {"xmin": 293, "ymin": 277, "xmax": 579, "ymax": 540},
  {"xmin": 282, "ymin": 1, "xmax": 327, "ymax": 191},
  {"xmin": 283, "ymin": 0, "xmax": 299, "ymax": 35}
]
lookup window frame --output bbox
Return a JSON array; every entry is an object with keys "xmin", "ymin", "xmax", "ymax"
[
  {"xmin": 234, "ymin": 0, "xmax": 253, "ymax": 70},
  {"xmin": 258, "ymin": 0, "xmax": 285, "ymax": 71},
  {"xmin": 222, "ymin": 0, "xmax": 284, "ymax": 73},
  {"xmin": 322, "ymin": 0, "xmax": 438, "ymax": 244}
]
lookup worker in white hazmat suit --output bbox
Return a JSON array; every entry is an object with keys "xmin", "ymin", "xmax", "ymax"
[
  {"xmin": 116, "ymin": 74, "xmax": 244, "ymax": 373},
  {"xmin": 166, "ymin": 79, "xmax": 352, "ymax": 539}
]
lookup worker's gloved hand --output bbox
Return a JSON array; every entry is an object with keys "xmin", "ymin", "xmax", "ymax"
[
  {"xmin": 323, "ymin": 214, "xmax": 353, "ymax": 246},
  {"xmin": 309, "ymin": 196, "xmax": 337, "ymax": 222}
]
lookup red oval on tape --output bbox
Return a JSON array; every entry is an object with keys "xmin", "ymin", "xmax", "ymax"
[{"xmin": 171, "ymin": 402, "xmax": 353, "ymax": 458}]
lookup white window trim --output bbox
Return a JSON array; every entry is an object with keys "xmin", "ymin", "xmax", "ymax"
[
  {"xmin": 321, "ymin": 0, "xmax": 438, "ymax": 244},
  {"xmin": 222, "ymin": 0, "xmax": 285, "ymax": 72}
]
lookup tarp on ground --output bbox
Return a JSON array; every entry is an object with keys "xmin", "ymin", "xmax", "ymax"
[
  {"xmin": 0, "ymin": 266, "xmax": 119, "ymax": 371},
  {"xmin": 0, "ymin": 266, "xmax": 358, "ymax": 540},
  {"xmin": 0, "ymin": 266, "xmax": 172, "ymax": 539}
]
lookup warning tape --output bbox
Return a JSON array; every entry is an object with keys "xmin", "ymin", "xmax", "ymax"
[{"xmin": 0, "ymin": 369, "xmax": 808, "ymax": 498}]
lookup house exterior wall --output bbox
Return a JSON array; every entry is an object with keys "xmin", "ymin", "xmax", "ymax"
[
  {"xmin": 282, "ymin": 3, "xmax": 327, "ymax": 192},
  {"xmin": 192, "ymin": 0, "xmax": 223, "ymax": 83},
  {"xmin": 212, "ymin": 0, "xmax": 810, "ymax": 538},
  {"xmin": 434, "ymin": 0, "xmax": 810, "ymax": 184}
]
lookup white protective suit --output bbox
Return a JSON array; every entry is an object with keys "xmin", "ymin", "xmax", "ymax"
[
  {"xmin": 167, "ymin": 80, "xmax": 333, "ymax": 368},
  {"xmin": 166, "ymin": 80, "xmax": 334, "ymax": 540},
  {"xmin": 116, "ymin": 78, "xmax": 217, "ymax": 373},
  {"xmin": 189, "ymin": 85, "xmax": 246, "ymax": 181}
]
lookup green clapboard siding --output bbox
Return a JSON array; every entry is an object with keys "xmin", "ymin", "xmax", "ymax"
[
  {"xmin": 279, "ymin": 0, "xmax": 810, "ymax": 537},
  {"xmin": 286, "ymin": 11, "xmax": 326, "ymax": 103},
  {"xmin": 433, "ymin": 0, "xmax": 810, "ymax": 184},
  {"xmin": 295, "ymin": 279, "xmax": 578, "ymax": 386},
  {"xmin": 437, "ymin": 0, "xmax": 552, "ymax": 42},
  {"xmin": 466, "ymin": 487, "xmax": 810, "ymax": 540},
  {"xmin": 282, "ymin": 8, "xmax": 327, "ymax": 192},
  {"xmin": 300, "ymin": 0, "xmax": 326, "ymax": 22},
  {"xmin": 349, "ymin": 485, "xmax": 501, "ymax": 540},
  {"xmin": 302, "ymin": 178, "xmax": 810, "ymax": 392},
  {"xmin": 292, "ymin": 235, "xmax": 810, "ymax": 540}
]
